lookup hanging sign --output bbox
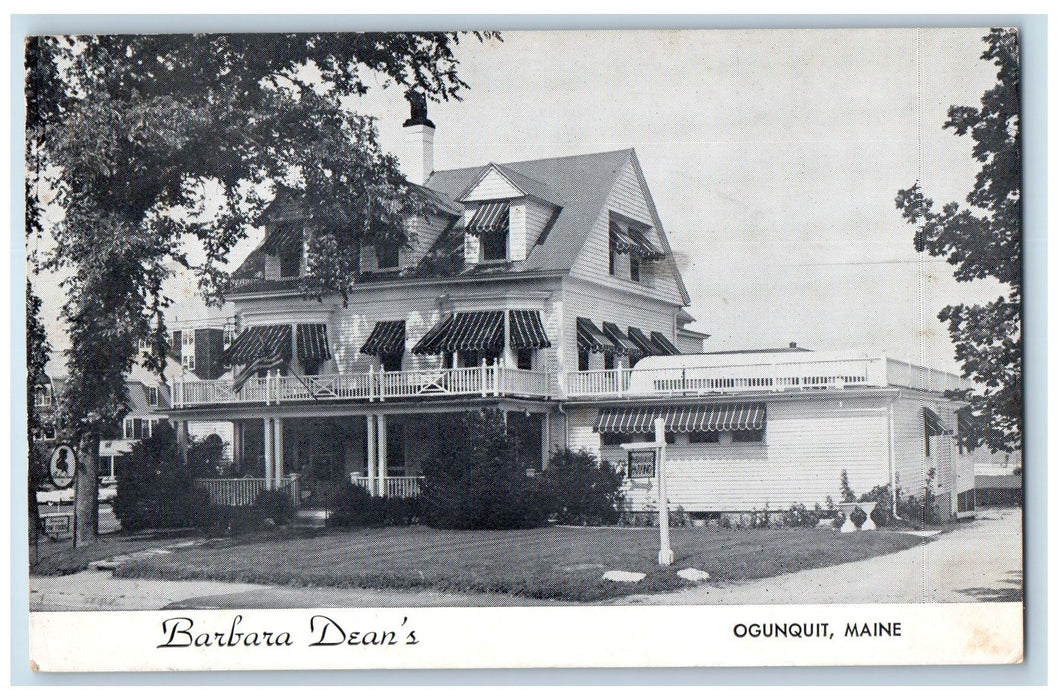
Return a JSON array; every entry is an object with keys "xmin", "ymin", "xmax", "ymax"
[
  {"xmin": 49, "ymin": 443, "xmax": 77, "ymax": 489},
  {"xmin": 627, "ymin": 449, "xmax": 656, "ymax": 479}
]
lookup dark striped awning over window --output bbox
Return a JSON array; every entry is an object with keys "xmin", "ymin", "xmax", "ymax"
[
  {"xmin": 602, "ymin": 322, "xmax": 634, "ymax": 356},
  {"xmin": 297, "ymin": 324, "xmax": 331, "ymax": 363},
  {"xmin": 924, "ymin": 407, "xmax": 954, "ymax": 437},
  {"xmin": 262, "ymin": 220, "xmax": 303, "ymax": 254},
  {"xmin": 466, "ymin": 201, "xmax": 510, "ymax": 235},
  {"xmin": 509, "ymin": 310, "xmax": 551, "ymax": 350},
  {"xmin": 577, "ymin": 317, "xmax": 615, "ymax": 354},
  {"xmin": 609, "ymin": 219, "xmax": 664, "ymax": 260},
  {"xmin": 412, "ymin": 311, "xmax": 504, "ymax": 354},
  {"xmin": 627, "ymin": 326, "xmax": 658, "ymax": 356},
  {"xmin": 596, "ymin": 403, "xmax": 766, "ymax": 434},
  {"xmin": 222, "ymin": 325, "xmax": 292, "ymax": 367},
  {"xmin": 360, "ymin": 320, "xmax": 406, "ymax": 356},
  {"xmin": 651, "ymin": 331, "xmax": 680, "ymax": 355}
]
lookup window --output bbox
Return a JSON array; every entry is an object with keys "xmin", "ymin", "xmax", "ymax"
[
  {"xmin": 481, "ymin": 227, "xmax": 507, "ymax": 261},
  {"xmin": 689, "ymin": 431, "xmax": 720, "ymax": 444},
  {"xmin": 604, "ymin": 352, "xmax": 616, "ymax": 370},
  {"xmin": 609, "ymin": 231, "xmax": 617, "ymax": 275},
  {"xmin": 629, "ymin": 255, "xmax": 641, "ymax": 282},
  {"xmin": 380, "ymin": 351, "xmax": 403, "ymax": 373},
  {"xmin": 376, "ymin": 240, "xmax": 400, "ymax": 269},
  {"xmin": 386, "ymin": 421, "xmax": 405, "ymax": 474},
  {"xmin": 146, "ymin": 386, "xmax": 159, "ymax": 407},
  {"xmin": 517, "ymin": 348, "xmax": 533, "ymax": 370},
  {"xmin": 34, "ymin": 386, "xmax": 51, "ymax": 408},
  {"xmin": 182, "ymin": 352, "xmax": 196, "ymax": 371},
  {"xmin": 124, "ymin": 418, "xmax": 150, "ymax": 440},
  {"xmin": 601, "ymin": 431, "xmax": 652, "ymax": 447},
  {"xmin": 732, "ymin": 428, "xmax": 765, "ymax": 443},
  {"xmin": 223, "ymin": 319, "xmax": 239, "ymax": 348},
  {"xmin": 182, "ymin": 329, "xmax": 195, "ymax": 370},
  {"xmin": 578, "ymin": 348, "xmax": 590, "ymax": 371}
]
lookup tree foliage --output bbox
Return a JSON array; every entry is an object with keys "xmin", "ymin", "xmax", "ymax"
[
  {"xmin": 26, "ymin": 280, "xmax": 51, "ymax": 543},
  {"xmin": 25, "ymin": 31, "xmax": 496, "ymax": 544},
  {"xmin": 895, "ymin": 28, "xmax": 1021, "ymax": 453}
]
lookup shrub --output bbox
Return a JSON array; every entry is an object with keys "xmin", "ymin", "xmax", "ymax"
[
  {"xmin": 783, "ymin": 503, "xmax": 821, "ymax": 528},
  {"xmin": 113, "ymin": 422, "xmax": 216, "ymax": 531},
  {"xmin": 832, "ymin": 510, "xmax": 846, "ymax": 529},
  {"xmin": 329, "ymin": 482, "xmax": 423, "ymax": 528},
  {"xmin": 849, "ymin": 506, "xmax": 868, "ymax": 528},
  {"xmin": 419, "ymin": 410, "xmax": 549, "ymax": 530},
  {"xmin": 859, "ymin": 484, "xmax": 894, "ymax": 527},
  {"xmin": 254, "ymin": 489, "xmax": 294, "ymax": 525},
  {"xmin": 839, "ymin": 469, "xmax": 856, "ymax": 503},
  {"xmin": 187, "ymin": 433, "xmax": 228, "ymax": 478},
  {"xmin": 542, "ymin": 448, "xmax": 624, "ymax": 525},
  {"xmin": 896, "ymin": 468, "xmax": 940, "ymax": 525}
]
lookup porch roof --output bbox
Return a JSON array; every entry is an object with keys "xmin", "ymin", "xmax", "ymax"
[{"xmin": 595, "ymin": 402, "xmax": 766, "ymax": 434}]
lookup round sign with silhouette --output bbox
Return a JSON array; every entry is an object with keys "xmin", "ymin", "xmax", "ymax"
[{"xmin": 49, "ymin": 444, "xmax": 77, "ymax": 489}]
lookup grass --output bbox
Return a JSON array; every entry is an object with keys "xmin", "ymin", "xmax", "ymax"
[
  {"xmin": 107, "ymin": 525, "xmax": 926, "ymax": 602},
  {"xmin": 29, "ymin": 529, "xmax": 200, "ymax": 576}
]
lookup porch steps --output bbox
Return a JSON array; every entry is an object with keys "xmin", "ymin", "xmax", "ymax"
[{"xmin": 295, "ymin": 508, "xmax": 332, "ymax": 528}]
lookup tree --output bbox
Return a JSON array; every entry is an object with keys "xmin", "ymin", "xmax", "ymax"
[
  {"xmin": 25, "ymin": 32, "xmax": 497, "ymax": 545},
  {"xmin": 895, "ymin": 28, "xmax": 1021, "ymax": 453},
  {"xmin": 26, "ymin": 280, "xmax": 51, "ymax": 546}
]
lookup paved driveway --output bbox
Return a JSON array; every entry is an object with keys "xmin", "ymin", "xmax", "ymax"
[{"xmin": 622, "ymin": 507, "xmax": 1023, "ymax": 605}]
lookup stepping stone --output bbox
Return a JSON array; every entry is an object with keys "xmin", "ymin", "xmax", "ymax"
[
  {"xmin": 677, "ymin": 567, "xmax": 710, "ymax": 582},
  {"xmin": 602, "ymin": 570, "xmax": 646, "ymax": 583}
]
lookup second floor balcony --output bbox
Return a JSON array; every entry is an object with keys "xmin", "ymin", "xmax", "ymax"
[{"xmin": 171, "ymin": 351, "xmax": 971, "ymax": 409}]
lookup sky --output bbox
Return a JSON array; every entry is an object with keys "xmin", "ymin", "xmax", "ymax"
[{"xmin": 32, "ymin": 27, "xmax": 1010, "ymax": 376}]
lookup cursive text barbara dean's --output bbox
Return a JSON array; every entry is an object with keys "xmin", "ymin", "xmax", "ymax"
[{"xmin": 156, "ymin": 614, "xmax": 419, "ymax": 648}]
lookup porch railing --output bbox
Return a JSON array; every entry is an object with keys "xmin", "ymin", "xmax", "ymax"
[
  {"xmin": 174, "ymin": 366, "xmax": 552, "ymax": 407},
  {"xmin": 196, "ymin": 475, "xmax": 299, "ymax": 507},
  {"xmin": 350, "ymin": 475, "xmax": 425, "ymax": 499}
]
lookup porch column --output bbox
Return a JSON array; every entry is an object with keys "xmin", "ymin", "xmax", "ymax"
[
  {"xmin": 503, "ymin": 310, "xmax": 516, "ymax": 369},
  {"xmin": 263, "ymin": 417, "xmax": 274, "ymax": 486},
  {"xmin": 232, "ymin": 420, "xmax": 242, "ymax": 473},
  {"xmin": 541, "ymin": 411, "xmax": 550, "ymax": 471},
  {"xmin": 274, "ymin": 417, "xmax": 285, "ymax": 486},
  {"xmin": 366, "ymin": 414, "xmax": 377, "ymax": 496},
  {"xmin": 176, "ymin": 421, "xmax": 189, "ymax": 464},
  {"xmin": 378, "ymin": 413, "xmax": 388, "ymax": 497}
]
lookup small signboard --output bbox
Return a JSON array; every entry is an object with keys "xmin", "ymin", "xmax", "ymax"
[
  {"xmin": 627, "ymin": 449, "xmax": 656, "ymax": 479},
  {"xmin": 41, "ymin": 512, "xmax": 72, "ymax": 540},
  {"xmin": 49, "ymin": 444, "xmax": 77, "ymax": 489}
]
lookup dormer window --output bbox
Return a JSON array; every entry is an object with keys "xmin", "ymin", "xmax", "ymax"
[
  {"xmin": 609, "ymin": 214, "xmax": 663, "ymax": 283},
  {"xmin": 376, "ymin": 239, "xmax": 401, "ymax": 270},
  {"xmin": 278, "ymin": 243, "xmax": 301, "ymax": 278},
  {"xmin": 467, "ymin": 201, "xmax": 510, "ymax": 262}
]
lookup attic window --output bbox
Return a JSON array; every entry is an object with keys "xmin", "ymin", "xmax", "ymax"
[
  {"xmin": 376, "ymin": 240, "xmax": 401, "ymax": 270},
  {"xmin": 146, "ymin": 386, "xmax": 159, "ymax": 407},
  {"xmin": 467, "ymin": 201, "xmax": 510, "ymax": 261}
]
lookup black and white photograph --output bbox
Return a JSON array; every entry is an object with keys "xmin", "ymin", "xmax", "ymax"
[{"xmin": 22, "ymin": 24, "xmax": 1024, "ymax": 671}]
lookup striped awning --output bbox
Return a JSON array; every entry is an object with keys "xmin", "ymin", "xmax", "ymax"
[
  {"xmin": 222, "ymin": 325, "xmax": 292, "ymax": 366},
  {"xmin": 262, "ymin": 220, "xmax": 302, "ymax": 254},
  {"xmin": 297, "ymin": 324, "xmax": 331, "ymax": 363},
  {"xmin": 596, "ymin": 403, "xmax": 766, "ymax": 434},
  {"xmin": 509, "ymin": 310, "xmax": 551, "ymax": 350},
  {"xmin": 466, "ymin": 201, "xmax": 510, "ymax": 235},
  {"xmin": 651, "ymin": 331, "xmax": 680, "ymax": 355},
  {"xmin": 609, "ymin": 219, "xmax": 664, "ymax": 260},
  {"xmin": 412, "ymin": 311, "xmax": 504, "ymax": 354},
  {"xmin": 360, "ymin": 320, "xmax": 406, "ymax": 356},
  {"xmin": 924, "ymin": 407, "xmax": 954, "ymax": 437},
  {"xmin": 601, "ymin": 322, "xmax": 635, "ymax": 356},
  {"xmin": 627, "ymin": 326, "xmax": 658, "ymax": 356},
  {"xmin": 577, "ymin": 317, "xmax": 615, "ymax": 354}
]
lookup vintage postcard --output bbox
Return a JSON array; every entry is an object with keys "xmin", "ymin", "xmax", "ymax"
[{"xmin": 24, "ymin": 26, "xmax": 1023, "ymax": 672}]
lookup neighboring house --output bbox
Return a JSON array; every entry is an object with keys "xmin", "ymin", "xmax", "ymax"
[
  {"xmin": 973, "ymin": 450, "xmax": 1022, "ymax": 507},
  {"xmin": 34, "ymin": 375, "xmax": 171, "ymax": 480},
  {"xmin": 167, "ymin": 100, "xmax": 974, "ymax": 520}
]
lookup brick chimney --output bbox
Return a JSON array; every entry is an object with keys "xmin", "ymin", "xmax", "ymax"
[{"xmin": 403, "ymin": 90, "xmax": 435, "ymax": 186}]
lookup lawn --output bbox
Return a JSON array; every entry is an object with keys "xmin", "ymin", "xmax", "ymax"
[
  {"xmin": 110, "ymin": 525, "xmax": 926, "ymax": 602},
  {"xmin": 30, "ymin": 530, "xmax": 200, "ymax": 576}
]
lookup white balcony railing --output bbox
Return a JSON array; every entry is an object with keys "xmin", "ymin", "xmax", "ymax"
[
  {"xmin": 173, "ymin": 353, "xmax": 970, "ymax": 408},
  {"xmin": 196, "ymin": 475, "xmax": 299, "ymax": 507},
  {"xmin": 173, "ymin": 366, "xmax": 552, "ymax": 407},
  {"xmin": 350, "ymin": 475, "xmax": 425, "ymax": 499}
]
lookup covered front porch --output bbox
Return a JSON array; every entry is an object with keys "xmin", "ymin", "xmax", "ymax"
[{"xmin": 177, "ymin": 400, "xmax": 557, "ymax": 508}]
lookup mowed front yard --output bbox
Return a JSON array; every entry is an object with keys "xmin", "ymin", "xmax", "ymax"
[{"xmin": 110, "ymin": 525, "xmax": 926, "ymax": 602}]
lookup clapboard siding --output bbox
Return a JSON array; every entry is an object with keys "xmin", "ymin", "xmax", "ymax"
[
  {"xmin": 463, "ymin": 168, "xmax": 523, "ymax": 201},
  {"xmin": 569, "ymin": 396, "xmax": 892, "ymax": 512},
  {"xmin": 524, "ymin": 198, "xmax": 555, "ymax": 253},
  {"xmin": 570, "ymin": 158, "xmax": 683, "ymax": 305},
  {"xmin": 188, "ymin": 421, "xmax": 235, "ymax": 461},
  {"xmin": 562, "ymin": 278, "xmax": 677, "ymax": 371}
]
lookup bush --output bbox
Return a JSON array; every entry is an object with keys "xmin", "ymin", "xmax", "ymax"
[
  {"xmin": 187, "ymin": 433, "xmax": 228, "ymax": 478},
  {"xmin": 859, "ymin": 485, "xmax": 894, "ymax": 527},
  {"xmin": 420, "ymin": 410, "xmax": 549, "ymax": 530},
  {"xmin": 782, "ymin": 503, "xmax": 822, "ymax": 528},
  {"xmin": 113, "ymin": 423, "xmax": 215, "ymax": 531},
  {"xmin": 848, "ymin": 506, "xmax": 868, "ymax": 528},
  {"xmin": 896, "ymin": 468, "xmax": 940, "ymax": 525},
  {"xmin": 542, "ymin": 448, "xmax": 624, "ymax": 525},
  {"xmin": 329, "ymin": 482, "xmax": 422, "ymax": 527},
  {"xmin": 254, "ymin": 489, "xmax": 294, "ymax": 525},
  {"xmin": 839, "ymin": 469, "xmax": 856, "ymax": 503}
]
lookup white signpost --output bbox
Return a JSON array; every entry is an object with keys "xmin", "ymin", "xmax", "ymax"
[{"xmin": 623, "ymin": 417, "xmax": 673, "ymax": 566}]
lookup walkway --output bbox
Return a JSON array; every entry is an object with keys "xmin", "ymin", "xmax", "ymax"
[{"xmin": 622, "ymin": 508, "xmax": 1023, "ymax": 605}]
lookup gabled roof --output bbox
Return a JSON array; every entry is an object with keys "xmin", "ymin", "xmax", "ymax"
[
  {"xmin": 458, "ymin": 162, "xmax": 563, "ymax": 206},
  {"xmin": 426, "ymin": 148, "xmax": 632, "ymax": 275}
]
